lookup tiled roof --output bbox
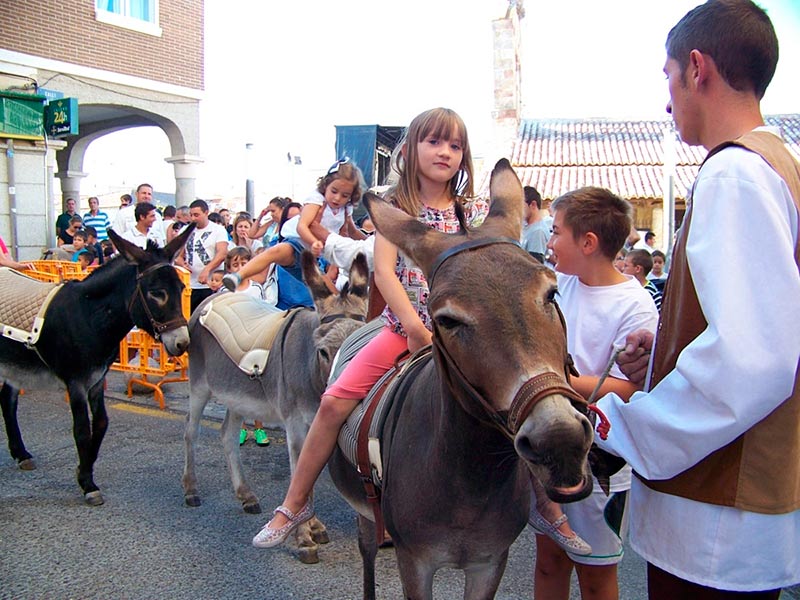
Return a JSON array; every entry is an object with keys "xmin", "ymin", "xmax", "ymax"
[{"xmin": 480, "ymin": 114, "xmax": 800, "ymax": 201}]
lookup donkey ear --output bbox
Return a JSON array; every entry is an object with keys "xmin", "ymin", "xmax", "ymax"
[
  {"xmin": 164, "ymin": 223, "xmax": 196, "ymax": 262},
  {"xmin": 347, "ymin": 252, "xmax": 369, "ymax": 299},
  {"xmin": 363, "ymin": 193, "xmax": 450, "ymax": 275},
  {"xmin": 300, "ymin": 250, "xmax": 333, "ymax": 303},
  {"xmin": 480, "ymin": 159, "xmax": 525, "ymax": 241},
  {"xmin": 108, "ymin": 228, "xmax": 147, "ymax": 263}
]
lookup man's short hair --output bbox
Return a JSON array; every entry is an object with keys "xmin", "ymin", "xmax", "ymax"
[
  {"xmin": 523, "ymin": 186, "xmax": 542, "ymax": 210},
  {"xmin": 134, "ymin": 202, "xmax": 156, "ymax": 222},
  {"xmin": 189, "ymin": 199, "xmax": 209, "ymax": 213},
  {"xmin": 551, "ymin": 187, "xmax": 632, "ymax": 260},
  {"xmin": 666, "ymin": 0, "xmax": 778, "ymax": 100},
  {"xmin": 627, "ymin": 249, "xmax": 654, "ymax": 276},
  {"xmin": 136, "ymin": 183, "xmax": 153, "ymax": 193},
  {"xmin": 645, "ymin": 231, "xmax": 656, "ymax": 243},
  {"xmin": 163, "ymin": 205, "xmax": 177, "ymax": 219}
]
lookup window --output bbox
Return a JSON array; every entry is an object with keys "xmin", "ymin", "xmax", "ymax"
[{"xmin": 95, "ymin": 0, "xmax": 161, "ymax": 36}]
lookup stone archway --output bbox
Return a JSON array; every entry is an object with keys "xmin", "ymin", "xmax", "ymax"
[{"xmin": 56, "ymin": 103, "xmax": 202, "ymax": 209}]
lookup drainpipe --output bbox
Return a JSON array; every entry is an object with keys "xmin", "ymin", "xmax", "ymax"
[{"xmin": 6, "ymin": 139, "xmax": 19, "ymax": 257}]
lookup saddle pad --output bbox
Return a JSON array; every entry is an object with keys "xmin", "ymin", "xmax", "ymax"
[
  {"xmin": 331, "ymin": 318, "xmax": 420, "ymax": 487},
  {"xmin": 0, "ymin": 268, "xmax": 62, "ymax": 345},
  {"xmin": 198, "ymin": 293, "xmax": 297, "ymax": 376}
]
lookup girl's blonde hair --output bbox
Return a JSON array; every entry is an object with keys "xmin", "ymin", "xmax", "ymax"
[
  {"xmin": 315, "ymin": 160, "xmax": 364, "ymax": 206},
  {"xmin": 388, "ymin": 107, "xmax": 474, "ymax": 216},
  {"xmin": 225, "ymin": 246, "xmax": 252, "ymax": 272}
]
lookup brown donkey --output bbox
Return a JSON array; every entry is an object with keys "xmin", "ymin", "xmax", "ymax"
[{"xmin": 327, "ymin": 159, "xmax": 595, "ymax": 600}]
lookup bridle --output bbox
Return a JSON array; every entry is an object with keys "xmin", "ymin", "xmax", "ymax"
[
  {"xmin": 428, "ymin": 236, "xmax": 589, "ymax": 441},
  {"xmin": 126, "ymin": 262, "xmax": 188, "ymax": 340}
]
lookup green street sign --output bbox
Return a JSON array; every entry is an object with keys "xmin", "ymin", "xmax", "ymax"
[{"xmin": 45, "ymin": 97, "xmax": 79, "ymax": 137}]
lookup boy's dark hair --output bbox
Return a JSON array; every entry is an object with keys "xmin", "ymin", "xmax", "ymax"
[
  {"xmin": 278, "ymin": 202, "xmax": 303, "ymax": 242},
  {"xmin": 551, "ymin": 186, "xmax": 632, "ymax": 260},
  {"xmin": 189, "ymin": 199, "xmax": 209, "ymax": 212},
  {"xmin": 666, "ymin": 0, "xmax": 778, "ymax": 100},
  {"xmin": 163, "ymin": 205, "xmax": 177, "ymax": 219},
  {"xmin": 208, "ymin": 212, "xmax": 223, "ymax": 225},
  {"xmin": 134, "ymin": 202, "xmax": 156, "ymax": 222},
  {"xmin": 72, "ymin": 230, "xmax": 88, "ymax": 242},
  {"xmin": 524, "ymin": 186, "xmax": 542, "ymax": 210},
  {"xmin": 101, "ymin": 239, "xmax": 114, "ymax": 257},
  {"xmin": 83, "ymin": 225, "xmax": 98, "ymax": 239},
  {"xmin": 651, "ymin": 249, "xmax": 667, "ymax": 261},
  {"xmin": 627, "ymin": 249, "xmax": 654, "ymax": 276},
  {"xmin": 644, "ymin": 231, "xmax": 656, "ymax": 243}
]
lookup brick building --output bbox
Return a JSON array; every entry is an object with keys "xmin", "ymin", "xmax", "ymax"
[{"xmin": 0, "ymin": 0, "xmax": 203, "ymax": 257}]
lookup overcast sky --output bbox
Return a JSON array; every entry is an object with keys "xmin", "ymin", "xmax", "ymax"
[{"xmin": 82, "ymin": 0, "xmax": 800, "ymax": 206}]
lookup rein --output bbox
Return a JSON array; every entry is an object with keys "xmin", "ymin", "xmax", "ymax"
[
  {"xmin": 320, "ymin": 313, "xmax": 366, "ymax": 325},
  {"xmin": 428, "ymin": 236, "xmax": 589, "ymax": 440},
  {"xmin": 126, "ymin": 262, "xmax": 187, "ymax": 340}
]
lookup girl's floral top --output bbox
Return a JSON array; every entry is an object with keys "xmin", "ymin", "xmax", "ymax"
[{"xmin": 382, "ymin": 197, "xmax": 489, "ymax": 336}]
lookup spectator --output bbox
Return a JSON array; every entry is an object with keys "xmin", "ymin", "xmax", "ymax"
[
  {"xmin": 121, "ymin": 202, "xmax": 166, "ymax": 249},
  {"xmin": 56, "ymin": 197, "xmax": 77, "ymax": 237},
  {"xmin": 58, "ymin": 215, "xmax": 83, "ymax": 247},
  {"xmin": 521, "ymin": 185, "xmax": 549, "ymax": 263},
  {"xmin": 623, "ymin": 249, "xmax": 663, "ymax": 312},
  {"xmin": 83, "ymin": 196, "xmax": 111, "ymax": 241}
]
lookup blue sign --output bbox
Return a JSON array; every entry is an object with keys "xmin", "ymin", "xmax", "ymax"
[{"xmin": 37, "ymin": 87, "xmax": 65, "ymax": 103}]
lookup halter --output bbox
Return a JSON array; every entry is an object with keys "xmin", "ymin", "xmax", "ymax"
[
  {"xmin": 126, "ymin": 262, "xmax": 188, "ymax": 340},
  {"xmin": 428, "ymin": 237, "xmax": 589, "ymax": 440},
  {"xmin": 320, "ymin": 313, "xmax": 367, "ymax": 325}
]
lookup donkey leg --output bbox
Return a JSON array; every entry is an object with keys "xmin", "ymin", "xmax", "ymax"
[
  {"xmin": 67, "ymin": 384, "xmax": 103, "ymax": 506},
  {"xmin": 0, "ymin": 383, "xmax": 35, "ymax": 470},
  {"xmin": 308, "ymin": 515, "xmax": 330, "ymax": 545},
  {"xmin": 182, "ymin": 382, "xmax": 210, "ymax": 507},
  {"xmin": 356, "ymin": 514, "xmax": 378, "ymax": 600},
  {"xmin": 220, "ymin": 409, "xmax": 261, "ymax": 513},
  {"xmin": 463, "ymin": 551, "xmax": 509, "ymax": 600},
  {"xmin": 395, "ymin": 548, "xmax": 435, "ymax": 600}
]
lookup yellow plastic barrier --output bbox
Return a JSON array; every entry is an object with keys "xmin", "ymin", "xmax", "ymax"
[{"xmin": 109, "ymin": 266, "xmax": 192, "ymax": 409}]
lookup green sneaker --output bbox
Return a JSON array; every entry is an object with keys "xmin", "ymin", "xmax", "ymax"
[
  {"xmin": 254, "ymin": 428, "xmax": 270, "ymax": 446},
  {"xmin": 239, "ymin": 428, "xmax": 247, "ymax": 446}
]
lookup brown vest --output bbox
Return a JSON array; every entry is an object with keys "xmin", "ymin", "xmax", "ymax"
[{"xmin": 641, "ymin": 131, "xmax": 800, "ymax": 514}]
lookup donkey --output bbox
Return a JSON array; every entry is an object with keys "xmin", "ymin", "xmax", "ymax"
[
  {"xmin": 0, "ymin": 226, "xmax": 194, "ymax": 506},
  {"xmin": 181, "ymin": 251, "xmax": 369, "ymax": 563},
  {"xmin": 326, "ymin": 159, "xmax": 595, "ymax": 600}
]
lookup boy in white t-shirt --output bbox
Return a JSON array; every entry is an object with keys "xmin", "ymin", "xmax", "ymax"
[{"xmin": 533, "ymin": 186, "xmax": 659, "ymax": 600}]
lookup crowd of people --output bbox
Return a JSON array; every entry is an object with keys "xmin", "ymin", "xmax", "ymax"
[{"xmin": 2, "ymin": 1, "xmax": 797, "ymax": 597}]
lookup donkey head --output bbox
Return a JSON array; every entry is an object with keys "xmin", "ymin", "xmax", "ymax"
[
  {"xmin": 107, "ymin": 224, "xmax": 195, "ymax": 356},
  {"xmin": 301, "ymin": 251, "xmax": 370, "ymax": 381},
  {"xmin": 364, "ymin": 159, "xmax": 593, "ymax": 502}
]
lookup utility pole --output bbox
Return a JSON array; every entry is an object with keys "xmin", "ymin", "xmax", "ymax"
[{"xmin": 245, "ymin": 143, "xmax": 254, "ymax": 216}]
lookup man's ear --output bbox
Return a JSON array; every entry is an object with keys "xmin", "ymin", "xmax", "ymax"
[{"xmin": 688, "ymin": 49, "xmax": 709, "ymax": 89}]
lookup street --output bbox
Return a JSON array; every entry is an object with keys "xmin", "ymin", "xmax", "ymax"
[{"xmin": 0, "ymin": 376, "xmax": 796, "ymax": 600}]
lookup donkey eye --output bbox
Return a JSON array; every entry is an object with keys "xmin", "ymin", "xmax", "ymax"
[
  {"xmin": 435, "ymin": 315, "xmax": 462, "ymax": 331},
  {"xmin": 147, "ymin": 289, "xmax": 168, "ymax": 306},
  {"xmin": 546, "ymin": 287, "xmax": 559, "ymax": 304}
]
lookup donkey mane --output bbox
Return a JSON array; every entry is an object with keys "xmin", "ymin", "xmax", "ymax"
[{"xmin": 73, "ymin": 255, "xmax": 134, "ymax": 298}]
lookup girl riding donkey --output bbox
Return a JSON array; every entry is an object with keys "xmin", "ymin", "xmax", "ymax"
[
  {"xmin": 222, "ymin": 160, "xmax": 366, "ymax": 296},
  {"xmin": 251, "ymin": 106, "xmax": 491, "ymax": 548}
]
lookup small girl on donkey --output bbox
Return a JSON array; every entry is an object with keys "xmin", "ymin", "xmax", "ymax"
[
  {"xmin": 251, "ymin": 107, "xmax": 490, "ymax": 548},
  {"xmin": 222, "ymin": 159, "xmax": 365, "ymax": 295}
]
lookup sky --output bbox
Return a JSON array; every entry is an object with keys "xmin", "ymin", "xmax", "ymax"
[{"xmin": 81, "ymin": 0, "xmax": 800, "ymax": 207}]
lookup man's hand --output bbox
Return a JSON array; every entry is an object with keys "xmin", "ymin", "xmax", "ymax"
[{"xmin": 617, "ymin": 329, "xmax": 654, "ymax": 387}]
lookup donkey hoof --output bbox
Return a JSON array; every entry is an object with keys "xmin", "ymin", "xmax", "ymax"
[
  {"xmin": 18, "ymin": 458, "xmax": 37, "ymax": 471},
  {"xmin": 296, "ymin": 546, "xmax": 320, "ymax": 565},
  {"xmin": 185, "ymin": 495, "xmax": 202, "ymax": 507},
  {"xmin": 311, "ymin": 529, "xmax": 330, "ymax": 545},
  {"xmin": 84, "ymin": 491, "xmax": 105, "ymax": 506},
  {"xmin": 243, "ymin": 502, "xmax": 262, "ymax": 515}
]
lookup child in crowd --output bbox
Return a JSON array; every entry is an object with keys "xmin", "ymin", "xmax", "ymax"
[
  {"xmin": 208, "ymin": 270, "xmax": 225, "ymax": 293},
  {"xmin": 623, "ymin": 249, "xmax": 662, "ymax": 312},
  {"xmin": 83, "ymin": 226, "xmax": 105, "ymax": 265},
  {"xmin": 222, "ymin": 159, "xmax": 365, "ymax": 295},
  {"xmin": 613, "ymin": 247, "xmax": 627, "ymax": 273},
  {"xmin": 251, "ymin": 107, "xmax": 487, "ymax": 549},
  {"xmin": 647, "ymin": 249, "xmax": 668, "ymax": 282},
  {"xmin": 533, "ymin": 186, "xmax": 659, "ymax": 600},
  {"xmin": 76, "ymin": 246, "xmax": 97, "ymax": 270},
  {"xmin": 222, "ymin": 246, "xmax": 269, "ymax": 447},
  {"xmin": 70, "ymin": 230, "xmax": 88, "ymax": 261}
]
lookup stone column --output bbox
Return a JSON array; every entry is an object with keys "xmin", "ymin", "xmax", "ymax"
[
  {"xmin": 55, "ymin": 169, "xmax": 87, "ymax": 212},
  {"xmin": 165, "ymin": 155, "xmax": 203, "ymax": 206}
]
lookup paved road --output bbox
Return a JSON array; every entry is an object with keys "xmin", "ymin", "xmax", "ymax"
[{"xmin": 0, "ymin": 375, "xmax": 797, "ymax": 599}]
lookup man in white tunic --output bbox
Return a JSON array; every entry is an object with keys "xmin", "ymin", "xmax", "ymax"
[{"xmin": 596, "ymin": 1, "xmax": 800, "ymax": 597}]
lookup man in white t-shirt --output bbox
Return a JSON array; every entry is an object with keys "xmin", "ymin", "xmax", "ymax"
[
  {"xmin": 113, "ymin": 183, "xmax": 164, "ymax": 240},
  {"xmin": 176, "ymin": 199, "xmax": 228, "ymax": 313},
  {"xmin": 120, "ymin": 202, "xmax": 166, "ymax": 249}
]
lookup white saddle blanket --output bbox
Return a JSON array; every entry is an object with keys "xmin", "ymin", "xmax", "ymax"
[
  {"xmin": 198, "ymin": 292, "xmax": 297, "ymax": 376},
  {"xmin": 0, "ymin": 268, "xmax": 62, "ymax": 345}
]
